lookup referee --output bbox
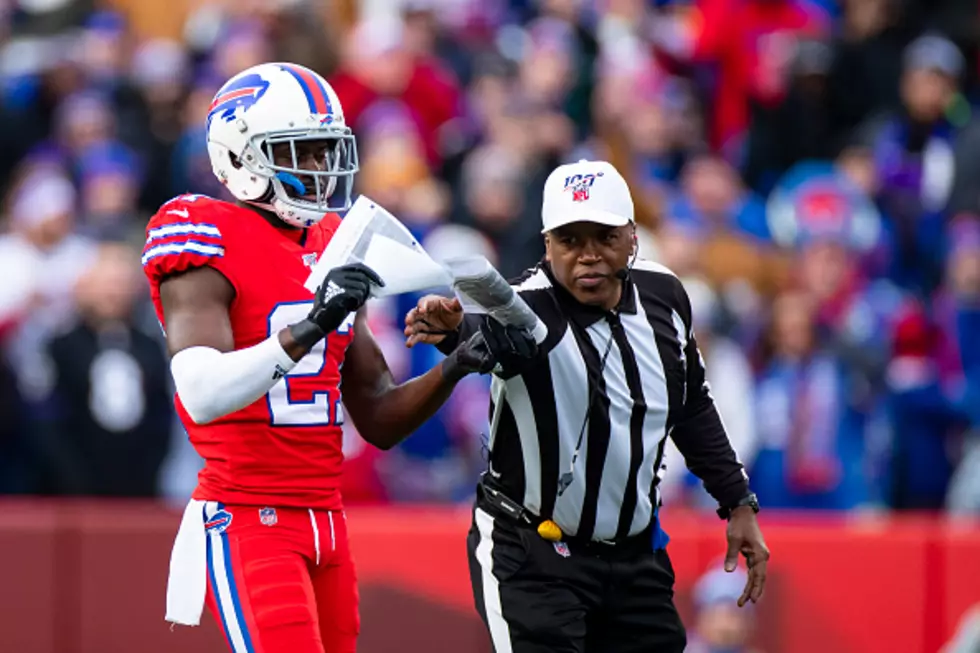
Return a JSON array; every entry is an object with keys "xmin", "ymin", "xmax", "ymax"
[{"xmin": 406, "ymin": 159, "xmax": 769, "ymax": 653}]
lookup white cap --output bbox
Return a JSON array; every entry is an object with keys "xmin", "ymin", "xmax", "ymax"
[{"xmin": 541, "ymin": 159, "xmax": 634, "ymax": 234}]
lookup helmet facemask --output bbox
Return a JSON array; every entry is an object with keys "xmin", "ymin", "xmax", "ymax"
[{"xmin": 240, "ymin": 125, "xmax": 359, "ymax": 226}]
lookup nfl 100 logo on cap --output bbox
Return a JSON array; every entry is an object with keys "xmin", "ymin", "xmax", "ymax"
[
  {"xmin": 563, "ymin": 171, "xmax": 605, "ymax": 202},
  {"xmin": 259, "ymin": 507, "xmax": 278, "ymax": 526},
  {"xmin": 541, "ymin": 159, "xmax": 634, "ymax": 233}
]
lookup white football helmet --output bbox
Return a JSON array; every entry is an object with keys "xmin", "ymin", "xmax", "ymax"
[{"xmin": 206, "ymin": 62, "xmax": 358, "ymax": 228}]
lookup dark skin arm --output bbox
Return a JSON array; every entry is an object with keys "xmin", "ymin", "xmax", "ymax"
[
  {"xmin": 341, "ymin": 309, "xmax": 460, "ymax": 450},
  {"xmin": 159, "ymin": 265, "xmax": 316, "ymax": 361},
  {"xmin": 162, "ymin": 266, "xmax": 461, "ymax": 450}
]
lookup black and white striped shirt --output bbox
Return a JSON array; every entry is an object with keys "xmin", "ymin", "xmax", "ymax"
[{"xmin": 441, "ymin": 259, "xmax": 749, "ymax": 542}]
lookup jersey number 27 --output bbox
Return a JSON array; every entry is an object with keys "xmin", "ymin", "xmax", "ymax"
[{"xmin": 266, "ymin": 302, "xmax": 351, "ymax": 427}]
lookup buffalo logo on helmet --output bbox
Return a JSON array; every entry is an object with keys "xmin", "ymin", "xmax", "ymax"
[
  {"xmin": 563, "ymin": 171, "xmax": 604, "ymax": 202},
  {"xmin": 207, "ymin": 73, "xmax": 271, "ymax": 128}
]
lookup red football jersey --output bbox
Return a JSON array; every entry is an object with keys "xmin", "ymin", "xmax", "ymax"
[{"xmin": 142, "ymin": 194, "xmax": 353, "ymax": 510}]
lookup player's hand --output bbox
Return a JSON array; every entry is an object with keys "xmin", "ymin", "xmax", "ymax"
[
  {"xmin": 309, "ymin": 263, "xmax": 384, "ymax": 333},
  {"xmin": 724, "ymin": 507, "xmax": 769, "ymax": 607},
  {"xmin": 441, "ymin": 318, "xmax": 537, "ymax": 382},
  {"xmin": 404, "ymin": 295, "xmax": 464, "ymax": 348}
]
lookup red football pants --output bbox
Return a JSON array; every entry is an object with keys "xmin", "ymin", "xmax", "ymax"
[{"xmin": 202, "ymin": 502, "xmax": 359, "ymax": 653}]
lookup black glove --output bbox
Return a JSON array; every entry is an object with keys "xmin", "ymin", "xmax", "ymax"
[
  {"xmin": 441, "ymin": 318, "xmax": 538, "ymax": 383},
  {"xmin": 290, "ymin": 263, "xmax": 384, "ymax": 347}
]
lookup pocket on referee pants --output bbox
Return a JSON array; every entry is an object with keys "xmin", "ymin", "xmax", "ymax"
[{"xmin": 470, "ymin": 508, "xmax": 531, "ymax": 583}]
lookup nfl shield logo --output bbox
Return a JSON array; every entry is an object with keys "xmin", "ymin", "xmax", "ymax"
[
  {"xmin": 302, "ymin": 253, "xmax": 318, "ymax": 269},
  {"xmin": 571, "ymin": 186, "xmax": 589, "ymax": 202},
  {"xmin": 259, "ymin": 507, "xmax": 277, "ymax": 526},
  {"xmin": 553, "ymin": 541, "xmax": 571, "ymax": 558}
]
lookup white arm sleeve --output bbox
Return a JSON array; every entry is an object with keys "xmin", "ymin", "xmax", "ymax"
[{"xmin": 170, "ymin": 335, "xmax": 298, "ymax": 425}]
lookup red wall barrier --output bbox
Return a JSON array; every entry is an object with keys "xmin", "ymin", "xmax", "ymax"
[{"xmin": 0, "ymin": 500, "xmax": 977, "ymax": 653}]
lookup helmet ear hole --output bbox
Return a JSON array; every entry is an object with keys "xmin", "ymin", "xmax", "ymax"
[{"xmin": 229, "ymin": 152, "xmax": 244, "ymax": 170}]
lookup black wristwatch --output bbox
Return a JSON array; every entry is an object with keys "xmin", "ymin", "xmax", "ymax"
[{"xmin": 717, "ymin": 492, "xmax": 760, "ymax": 521}]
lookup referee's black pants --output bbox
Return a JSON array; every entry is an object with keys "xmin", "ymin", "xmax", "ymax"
[{"xmin": 466, "ymin": 502, "xmax": 686, "ymax": 653}]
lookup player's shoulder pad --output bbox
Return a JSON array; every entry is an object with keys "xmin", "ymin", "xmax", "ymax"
[
  {"xmin": 142, "ymin": 194, "xmax": 228, "ymax": 283},
  {"xmin": 318, "ymin": 212, "xmax": 342, "ymax": 231},
  {"xmin": 309, "ymin": 212, "xmax": 342, "ymax": 243}
]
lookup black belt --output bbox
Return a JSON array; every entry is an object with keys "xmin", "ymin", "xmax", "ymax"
[
  {"xmin": 477, "ymin": 478, "xmax": 545, "ymax": 529},
  {"xmin": 476, "ymin": 477, "xmax": 653, "ymax": 556}
]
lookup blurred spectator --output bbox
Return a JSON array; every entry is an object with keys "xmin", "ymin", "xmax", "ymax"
[
  {"xmin": 767, "ymin": 161, "xmax": 902, "ymax": 406},
  {"xmin": 828, "ymin": 0, "xmax": 912, "ymax": 134},
  {"xmin": 654, "ymin": 0, "xmax": 832, "ymax": 160},
  {"xmin": 400, "ymin": 0, "xmax": 474, "ymax": 86},
  {"xmin": 885, "ymin": 303, "xmax": 967, "ymax": 509},
  {"xmin": 668, "ymin": 155, "xmax": 771, "ymax": 242},
  {"xmin": 32, "ymin": 242, "xmax": 171, "ymax": 496},
  {"xmin": 129, "ymin": 38, "xmax": 191, "ymax": 211},
  {"xmin": 356, "ymin": 99, "xmax": 443, "ymax": 221},
  {"xmin": 666, "ymin": 155, "xmax": 786, "ymax": 298},
  {"xmin": 331, "ymin": 14, "xmax": 463, "ymax": 169},
  {"xmin": 744, "ymin": 38, "xmax": 843, "ymax": 194},
  {"xmin": 208, "ymin": 20, "xmax": 274, "ymax": 84},
  {"xmin": 169, "ymin": 77, "xmax": 231, "ymax": 201},
  {"xmin": 76, "ymin": 142, "xmax": 143, "ymax": 239},
  {"xmin": 752, "ymin": 290, "xmax": 874, "ymax": 509},
  {"xmin": 686, "ymin": 562, "xmax": 760, "ymax": 653},
  {"xmin": 937, "ymin": 216, "xmax": 980, "ymax": 513},
  {"xmin": 867, "ymin": 33, "xmax": 968, "ymax": 294},
  {"xmin": 260, "ymin": 1, "xmax": 340, "ymax": 76},
  {"xmin": 0, "ymin": 171, "xmax": 97, "ymax": 399},
  {"xmin": 0, "ymin": 349, "xmax": 28, "ymax": 494},
  {"xmin": 947, "ymin": 433, "xmax": 980, "ymax": 514},
  {"xmin": 454, "ymin": 142, "xmax": 543, "ymax": 277}
]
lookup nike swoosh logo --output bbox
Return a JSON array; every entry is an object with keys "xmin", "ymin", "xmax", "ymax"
[{"xmin": 167, "ymin": 208, "xmax": 189, "ymax": 218}]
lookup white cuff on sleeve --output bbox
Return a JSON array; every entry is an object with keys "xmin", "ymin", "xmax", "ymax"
[{"xmin": 170, "ymin": 335, "xmax": 298, "ymax": 425}]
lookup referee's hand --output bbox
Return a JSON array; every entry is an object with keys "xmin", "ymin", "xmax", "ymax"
[
  {"xmin": 404, "ymin": 295, "xmax": 463, "ymax": 347},
  {"xmin": 724, "ymin": 507, "xmax": 769, "ymax": 607}
]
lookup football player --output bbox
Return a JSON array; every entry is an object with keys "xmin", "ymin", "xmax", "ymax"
[{"xmin": 144, "ymin": 62, "xmax": 536, "ymax": 653}]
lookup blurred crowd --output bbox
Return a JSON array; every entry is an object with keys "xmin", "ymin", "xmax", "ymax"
[{"xmin": 0, "ymin": 0, "xmax": 979, "ymax": 519}]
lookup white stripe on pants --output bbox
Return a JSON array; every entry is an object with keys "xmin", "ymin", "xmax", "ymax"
[
  {"xmin": 204, "ymin": 502, "xmax": 250, "ymax": 653},
  {"xmin": 474, "ymin": 507, "xmax": 514, "ymax": 653}
]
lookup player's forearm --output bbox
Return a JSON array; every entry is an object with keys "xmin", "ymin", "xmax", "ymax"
[
  {"xmin": 279, "ymin": 320, "xmax": 321, "ymax": 361},
  {"xmin": 352, "ymin": 367, "xmax": 458, "ymax": 450},
  {"xmin": 171, "ymin": 336, "xmax": 298, "ymax": 424}
]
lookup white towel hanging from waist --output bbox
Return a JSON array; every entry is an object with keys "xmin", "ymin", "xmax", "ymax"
[{"xmin": 165, "ymin": 499, "xmax": 207, "ymax": 626}]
